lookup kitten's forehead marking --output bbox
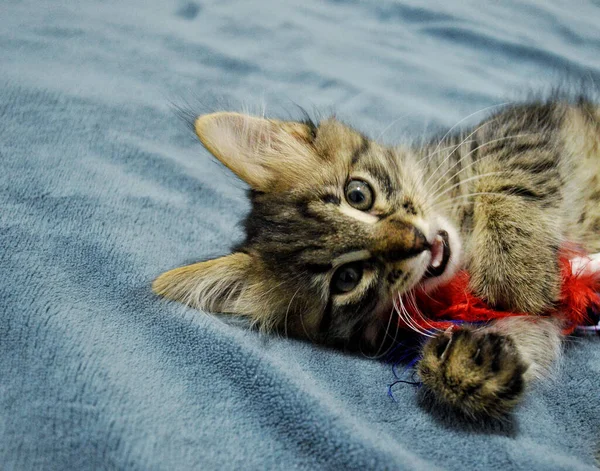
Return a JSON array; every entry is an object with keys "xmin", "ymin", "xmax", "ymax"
[
  {"xmin": 332, "ymin": 250, "xmax": 371, "ymax": 267},
  {"xmin": 339, "ymin": 204, "xmax": 379, "ymax": 225}
]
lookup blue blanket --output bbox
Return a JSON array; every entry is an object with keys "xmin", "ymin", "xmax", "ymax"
[{"xmin": 2, "ymin": 0, "xmax": 599, "ymax": 469}]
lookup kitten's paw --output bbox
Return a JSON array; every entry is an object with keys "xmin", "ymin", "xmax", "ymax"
[{"xmin": 417, "ymin": 328, "xmax": 527, "ymax": 418}]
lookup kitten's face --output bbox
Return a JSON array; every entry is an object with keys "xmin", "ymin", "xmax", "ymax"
[{"xmin": 153, "ymin": 113, "xmax": 461, "ymax": 350}]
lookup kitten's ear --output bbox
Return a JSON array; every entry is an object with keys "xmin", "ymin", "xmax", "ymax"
[
  {"xmin": 152, "ymin": 252, "xmax": 278, "ymax": 325},
  {"xmin": 195, "ymin": 112, "xmax": 318, "ymax": 192}
]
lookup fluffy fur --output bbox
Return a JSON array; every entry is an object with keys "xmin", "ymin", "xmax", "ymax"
[{"xmin": 153, "ymin": 98, "xmax": 600, "ymax": 418}]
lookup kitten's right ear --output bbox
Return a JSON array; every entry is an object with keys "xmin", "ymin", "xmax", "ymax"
[{"xmin": 194, "ymin": 112, "xmax": 318, "ymax": 192}]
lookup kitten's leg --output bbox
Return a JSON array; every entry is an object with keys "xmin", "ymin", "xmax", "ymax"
[
  {"xmin": 417, "ymin": 317, "xmax": 562, "ymax": 418},
  {"xmin": 467, "ymin": 182, "xmax": 563, "ymax": 314}
]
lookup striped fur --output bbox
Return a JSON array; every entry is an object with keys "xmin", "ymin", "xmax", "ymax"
[{"xmin": 154, "ymin": 99, "xmax": 600, "ymax": 417}]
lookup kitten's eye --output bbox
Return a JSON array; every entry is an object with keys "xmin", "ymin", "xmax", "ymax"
[
  {"xmin": 345, "ymin": 180, "xmax": 373, "ymax": 211},
  {"xmin": 332, "ymin": 262, "xmax": 363, "ymax": 293}
]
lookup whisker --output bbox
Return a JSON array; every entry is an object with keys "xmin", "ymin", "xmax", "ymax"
[
  {"xmin": 428, "ymin": 133, "xmax": 537, "ymax": 200},
  {"xmin": 415, "ymin": 141, "xmax": 474, "ymax": 166},
  {"xmin": 380, "ymin": 308, "xmax": 404, "ymax": 357},
  {"xmin": 420, "ymin": 102, "xmax": 511, "ymax": 170},
  {"xmin": 422, "ymin": 114, "xmax": 504, "ymax": 189},
  {"xmin": 409, "ymin": 297, "xmax": 441, "ymax": 336},
  {"xmin": 367, "ymin": 302, "xmax": 408, "ymax": 361},
  {"xmin": 376, "ymin": 112, "xmax": 418, "ymax": 142},
  {"xmin": 366, "ymin": 303, "xmax": 397, "ymax": 359},
  {"xmin": 430, "ymin": 171, "xmax": 509, "ymax": 204},
  {"xmin": 429, "ymin": 191, "xmax": 516, "ymax": 212},
  {"xmin": 407, "ymin": 289, "xmax": 441, "ymax": 334},
  {"xmin": 395, "ymin": 296, "xmax": 435, "ymax": 338}
]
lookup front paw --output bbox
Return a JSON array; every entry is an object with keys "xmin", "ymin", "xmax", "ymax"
[{"xmin": 417, "ymin": 328, "xmax": 527, "ymax": 418}]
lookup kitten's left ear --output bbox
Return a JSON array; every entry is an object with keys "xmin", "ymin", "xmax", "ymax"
[
  {"xmin": 152, "ymin": 252, "xmax": 282, "ymax": 327},
  {"xmin": 195, "ymin": 112, "xmax": 318, "ymax": 192}
]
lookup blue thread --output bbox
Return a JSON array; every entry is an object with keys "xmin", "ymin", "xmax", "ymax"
[
  {"xmin": 387, "ymin": 355, "xmax": 423, "ymax": 400},
  {"xmin": 391, "ymin": 351, "xmax": 418, "ymax": 379}
]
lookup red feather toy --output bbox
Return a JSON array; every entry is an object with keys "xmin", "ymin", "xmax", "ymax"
[{"xmin": 398, "ymin": 249, "xmax": 600, "ymax": 335}]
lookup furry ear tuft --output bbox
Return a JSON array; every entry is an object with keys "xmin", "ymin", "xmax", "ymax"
[
  {"xmin": 194, "ymin": 112, "xmax": 318, "ymax": 192},
  {"xmin": 152, "ymin": 253, "xmax": 281, "ymax": 330}
]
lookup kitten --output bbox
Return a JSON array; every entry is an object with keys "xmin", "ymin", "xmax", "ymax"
[{"xmin": 153, "ymin": 99, "xmax": 600, "ymax": 418}]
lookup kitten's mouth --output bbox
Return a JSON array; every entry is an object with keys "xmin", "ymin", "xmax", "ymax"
[{"xmin": 424, "ymin": 230, "xmax": 451, "ymax": 278}]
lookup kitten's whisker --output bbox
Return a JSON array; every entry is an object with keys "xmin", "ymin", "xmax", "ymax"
[
  {"xmin": 376, "ymin": 112, "xmax": 417, "ymax": 142},
  {"xmin": 407, "ymin": 289, "xmax": 441, "ymax": 334},
  {"xmin": 409, "ymin": 295, "xmax": 441, "ymax": 335},
  {"xmin": 430, "ymin": 171, "xmax": 509, "ymax": 204},
  {"xmin": 395, "ymin": 296, "xmax": 435, "ymax": 338},
  {"xmin": 374, "ymin": 319, "xmax": 402, "ymax": 360},
  {"xmin": 415, "ymin": 141, "xmax": 474, "ymax": 166},
  {"xmin": 422, "ymin": 114, "xmax": 504, "ymax": 189},
  {"xmin": 428, "ymin": 133, "xmax": 537, "ymax": 199},
  {"xmin": 380, "ymin": 308, "xmax": 403, "ymax": 358},
  {"xmin": 370, "ymin": 302, "xmax": 397, "ymax": 358},
  {"xmin": 429, "ymin": 191, "xmax": 515, "ymax": 212},
  {"xmin": 429, "ymin": 188, "xmax": 547, "ymax": 212},
  {"xmin": 394, "ymin": 302, "xmax": 417, "ymax": 338},
  {"xmin": 361, "ymin": 304, "xmax": 399, "ymax": 360},
  {"xmin": 422, "ymin": 102, "xmax": 511, "ymax": 170}
]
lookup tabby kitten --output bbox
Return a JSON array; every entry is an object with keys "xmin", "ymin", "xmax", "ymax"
[{"xmin": 153, "ymin": 99, "xmax": 600, "ymax": 418}]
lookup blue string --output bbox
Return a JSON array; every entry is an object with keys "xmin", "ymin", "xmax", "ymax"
[
  {"xmin": 387, "ymin": 379, "xmax": 421, "ymax": 401},
  {"xmin": 387, "ymin": 355, "xmax": 423, "ymax": 401},
  {"xmin": 391, "ymin": 350, "xmax": 418, "ymax": 379}
]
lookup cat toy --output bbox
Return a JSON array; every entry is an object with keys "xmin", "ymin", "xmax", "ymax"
[
  {"xmin": 398, "ymin": 250, "xmax": 600, "ymax": 335},
  {"xmin": 387, "ymin": 250, "xmax": 600, "ymax": 398}
]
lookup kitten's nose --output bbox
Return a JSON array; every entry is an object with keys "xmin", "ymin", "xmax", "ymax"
[{"xmin": 372, "ymin": 219, "xmax": 428, "ymax": 262}]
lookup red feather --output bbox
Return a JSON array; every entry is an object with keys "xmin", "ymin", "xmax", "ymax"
[{"xmin": 399, "ymin": 249, "xmax": 600, "ymax": 334}]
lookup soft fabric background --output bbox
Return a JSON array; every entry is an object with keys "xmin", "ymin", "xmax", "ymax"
[{"xmin": 1, "ymin": 0, "xmax": 599, "ymax": 469}]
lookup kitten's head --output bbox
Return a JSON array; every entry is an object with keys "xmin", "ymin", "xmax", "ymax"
[{"xmin": 153, "ymin": 113, "xmax": 461, "ymax": 350}]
